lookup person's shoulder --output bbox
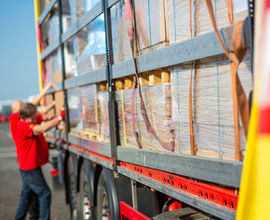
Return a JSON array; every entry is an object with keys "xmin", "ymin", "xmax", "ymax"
[
  {"xmin": 9, "ymin": 112, "xmax": 19, "ymax": 121},
  {"xmin": 17, "ymin": 120, "xmax": 33, "ymax": 130}
]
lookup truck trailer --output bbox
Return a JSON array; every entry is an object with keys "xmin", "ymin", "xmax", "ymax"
[{"xmin": 34, "ymin": 0, "xmax": 261, "ymax": 219}]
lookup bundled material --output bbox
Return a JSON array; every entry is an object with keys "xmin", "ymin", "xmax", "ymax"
[
  {"xmin": 111, "ymin": 0, "xmax": 167, "ymax": 63},
  {"xmin": 171, "ymin": 53, "xmax": 252, "ymax": 160},
  {"xmin": 98, "ymin": 91, "xmax": 110, "ymax": 143},
  {"xmin": 134, "ymin": 0, "xmax": 168, "ymax": 54},
  {"xmin": 116, "ymin": 84, "xmax": 174, "ymax": 151},
  {"xmin": 110, "ymin": 0, "xmax": 248, "ymax": 63},
  {"xmin": 168, "ymin": 0, "xmax": 248, "ymax": 44},
  {"xmin": 44, "ymin": 49, "xmax": 61, "ymax": 85},
  {"xmin": 84, "ymin": 0, "xmax": 101, "ymax": 12},
  {"xmin": 64, "ymin": 39, "xmax": 77, "ymax": 77},
  {"xmin": 111, "ymin": 1, "xmax": 133, "ymax": 64},
  {"xmin": 68, "ymin": 88, "xmax": 82, "ymax": 135},
  {"xmin": 80, "ymin": 84, "xmax": 99, "ymax": 139},
  {"xmin": 48, "ymin": 14, "xmax": 60, "ymax": 45},
  {"xmin": 77, "ymin": 15, "xmax": 106, "ymax": 75}
]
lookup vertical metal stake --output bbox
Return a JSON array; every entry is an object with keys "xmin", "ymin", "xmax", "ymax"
[
  {"xmin": 103, "ymin": 0, "xmax": 120, "ymax": 170},
  {"xmin": 58, "ymin": 0, "xmax": 70, "ymax": 148}
]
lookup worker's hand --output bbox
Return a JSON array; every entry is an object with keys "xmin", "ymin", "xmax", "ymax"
[{"xmin": 44, "ymin": 82, "xmax": 53, "ymax": 90}]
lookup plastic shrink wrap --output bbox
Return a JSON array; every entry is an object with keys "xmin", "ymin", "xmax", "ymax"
[
  {"xmin": 67, "ymin": 88, "xmax": 82, "ymax": 135},
  {"xmin": 80, "ymin": 84, "xmax": 100, "ymax": 139},
  {"xmin": 77, "ymin": 15, "xmax": 106, "ymax": 75},
  {"xmin": 116, "ymin": 84, "xmax": 174, "ymax": 152},
  {"xmin": 168, "ymin": 0, "xmax": 248, "ymax": 44},
  {"xmin": 98, "ymin": 91, "xmax": 110, "ymax": 143},
  {"xmin": 110, "ymin": 1, "xmax": 133, "ymax": 64},
  {"xmin": 77, "ymin": 0, "xmax": 106, "ymax": 75},
  {"xmin": 171, "ymin": 53, "xmax": 252, "ymax": 160}
]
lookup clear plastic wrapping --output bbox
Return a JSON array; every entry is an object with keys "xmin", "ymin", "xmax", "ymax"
[
  {"xmin": 64, "ymin": 38, "xmax": 77, "ymax": 77},
  {"xmin": 98, "ymin": 91, "xmax": 110, "ymax": 143},
  {"xmin": 171, "ymin": 53, "xmax": 252, "ymax": 160},
  {"xmin": 116, "ymin": 84, "xmax": 174, "ymax": 151},
  {"xmin": 84, "ymin": 0, "xmax": 101, "ymax": 12},
  {"xmin": 110, "ymin": 1, "xmax": 133, "ymax": 64},
  {"xmin": 44, "ymin": 49, "xmax": 62, "ymax": 86},
  {"xmin": 134, "ymin": 0, "xmax": 167, "ymax": 54},
  {"xmin": 39, "ymin": 0, "xmax": 50, "ymax": 15},
  {"xmin": 61, "ymin": 0, "xmax": 72, "ymax": 32},
  {"xmin": 168, "ymin": 0, "xmax": 248, "ymax": 44},
  {"xmin": 68, "ymin": 88, "xmax": 82, "ymax": 135},
  {"xmin": 110, "ymin": 0, "xmax": 167, "ymax": 63},
  {"xmin": 48, "ymin": 13, "xmax": 60, "ymax": 45},
  {"xmin": 77, "ymin": 15, "xmax": 106, "ymax": 75},
  {"xmin": 80, "ymin": 84, "xmax": 99, "ymax": 138}
]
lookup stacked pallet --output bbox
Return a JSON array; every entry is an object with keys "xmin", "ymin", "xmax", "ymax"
[
  {"xmin": 115, "ymin": 71, "xmax": 174, "ymax": 151},
  {"xmin": 110, "ymin": 1, "xmax": 133, "ymax": 64},
  {"xmin": 66, "ymin": 82, "xmax": 110, "ymax": 143},
  {"xmin": 110, "ymin": 0, "xmax": 248, "ymax": 62},
  {"xmin": 80, "ymin": 84, "xmax": 100, "ymax": 140},
  {"xmin": 171, "ymin": 53, "xmax": 252, "ymax": 160},
  {"xmin": 168, "ymin": 0, "xmax": 248, "ymax": 43},
  {"xmin": 67, "ymin": 88, "xmax": 82, "ymax": 135},
  {"xmin": 98, "ymin": 83, "xmax": 110, "ymax": 143}
]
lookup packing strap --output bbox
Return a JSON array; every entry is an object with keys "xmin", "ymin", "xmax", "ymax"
[
  {"xmin": 205, "ymin": 0, "xmax": 249, "ymax": 160},
  {"xmin": 125, "ymin": 0, "xmax": 175, "ymax": 151},
  {"xmin": 189, "ymin": 0, "xmax": 196, "ymax": 155}
]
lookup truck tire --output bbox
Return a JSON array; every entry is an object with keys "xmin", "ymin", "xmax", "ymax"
[
  {"xmin": 96, "ymin": 168, "xmax": 119, "ymax": 220},
  {"xmin": 76, "ymin": 160, "xmax": 95, "ymax": 220},
  {"xmin": 67, "ymin": 153, "xmax": 78, "ymax": 219}
]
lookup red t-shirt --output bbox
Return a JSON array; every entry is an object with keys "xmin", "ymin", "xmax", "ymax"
[
  {"xmin": 9, "ymin": 113, "xmax": 43, "ymax": 156},
  {"xmin": 9, "ymin": 112, "xmax": 20, "ymax": 146},
  {"xmin": 16, "ymin": 119, "xmax": 49, "ymax": 170}
]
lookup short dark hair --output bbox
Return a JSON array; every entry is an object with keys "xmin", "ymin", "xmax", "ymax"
[{"xmin": 19, "ymin": 103, "xmax": 37, "ymax": 119}]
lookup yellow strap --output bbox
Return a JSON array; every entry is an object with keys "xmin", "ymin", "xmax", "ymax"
[
  {"xmin": 121, "ymin": 90, "xmax": 128, "ymax": 146},
  {"xmin": 231, "ymin": 62, "xmax": 241, "ymax": 161},
  {"xmin": 189, "ymin": 0, "xmax": 196, "ymax": 155},
  {"xmin": 228, "ymin": 0, "xmax": 234, "ymax": 25}
]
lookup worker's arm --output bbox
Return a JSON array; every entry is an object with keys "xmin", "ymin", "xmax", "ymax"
[
  {"xmin": 31, "ymin": 82, "xmax": 53, "ymax": 106},
  {"xmin": 32, "ymin": 116, "xmax": 62, "ymax": 135},
  {"xmin": 38, "ymin": 101, "xmax": 56, "ymax": 114}
]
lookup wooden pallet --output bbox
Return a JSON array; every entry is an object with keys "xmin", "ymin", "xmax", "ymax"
[
  {"xmin": 81, "ymin": 130, "xmax": 101, "ymax": 141},
  {"xmin": 115, "ymin": 69, "xmax": 171, "ymax": 91},
  {"xmin": 99, "ymin": 81, "xmax": 108, "ymax": 92}
]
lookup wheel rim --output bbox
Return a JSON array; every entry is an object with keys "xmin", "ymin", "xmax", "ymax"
[
  {"xmin": 82, "ymin": 174, "xmax": 91, "ymax": 220},
  {"xmin": 101, "ymin": 191, "xmax": 110, "ymax": 220}
]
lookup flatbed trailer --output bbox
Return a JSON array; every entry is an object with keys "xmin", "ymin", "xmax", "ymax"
[{"xmin": 34, "ymin": 0, "xmax": 255, "ymax": 219}]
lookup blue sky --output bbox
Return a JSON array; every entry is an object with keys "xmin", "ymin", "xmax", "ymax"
[{"xmin": 0, "ymin": 0, "xmax": 39, "ymax": 101}]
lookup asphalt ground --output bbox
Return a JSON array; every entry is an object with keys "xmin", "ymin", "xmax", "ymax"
[{"xmin": 0, "ymin": 122, "xmax": 70, "ymax": 220}]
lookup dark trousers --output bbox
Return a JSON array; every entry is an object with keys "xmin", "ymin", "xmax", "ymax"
[
  {"xmin": 15, "ymin": 168, "xmax": 51, "ymax": 220},
  {"xmin": 28, "ymin": 192, "xmax": 39, "ymax": 220}
]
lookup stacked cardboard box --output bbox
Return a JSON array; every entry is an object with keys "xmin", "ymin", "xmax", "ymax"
[
  {"xmin": 80, "ymin": 84, "xmax": 100, "ymax": 139},
  {"xmin": 116, "ymin": 84, "xmax": 174, "ymax": 151},
  {"xmin": 98, "ymin": 91, "xmax": 110, "ymax": 143},
  {"xmin": 110, "ymin": 1, "xmax": 133, "ymax": 64},
  {"xmin": 67, "ymin": 88, "xmax": 82, "ymax": 135},
  {"xmin": 167, "ymin": 0, "xmax": 248, "ymax": 44},
  {"xmin": 171, "ymin": 53, "xmax": 252, "ymax": 160}
]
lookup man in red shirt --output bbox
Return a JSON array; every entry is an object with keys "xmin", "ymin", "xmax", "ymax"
[
  {"xmin": 14, "ymin": 103, "xmax": 64, "ymax": 220},
  {"xmin": 9, "ymin": 83, "xmax": 54, "ymax": 220}
]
